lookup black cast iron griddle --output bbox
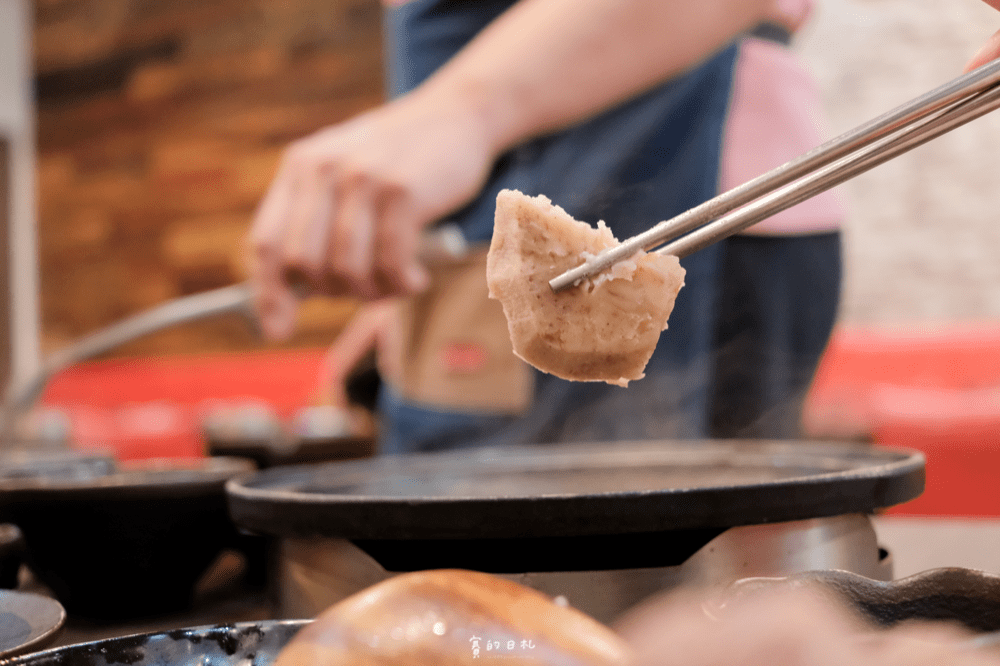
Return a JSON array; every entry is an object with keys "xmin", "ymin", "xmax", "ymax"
[
  {"xmin": 225, "ymin": 440, "xmax": 924, "ymax": 572},
  {"xmin": 0, "ymin": 456, "xmax": 257, "ymax": 620}
]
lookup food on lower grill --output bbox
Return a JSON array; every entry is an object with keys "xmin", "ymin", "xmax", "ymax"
[
  {"xmin": 487, "ymin": 190, "xmax": 685, "ymax": 386},
  {"xmin": 617, "ymin": 584, "xmax": 992, "ymax": 666},
  {"xmin": 273, "ymin": 569, "xmax": 630, "ymax": 666}
]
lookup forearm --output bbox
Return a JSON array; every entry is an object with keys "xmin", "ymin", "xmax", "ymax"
[{"xmin": 412, "ymin": 0, "xmax": 770, "ymax": 156}]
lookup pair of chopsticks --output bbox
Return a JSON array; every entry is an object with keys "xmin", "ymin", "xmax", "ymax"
[{"xmin": 549, "ymin": 57, "xmax": 1000, "ymax": 292}]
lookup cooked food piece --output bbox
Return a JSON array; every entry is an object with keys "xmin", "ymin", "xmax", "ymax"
[
  {"xmin": 617, "ymin": 584, "xmax": 988, "ymax": 666},
  {"xmin": 273, "ymin": 569, "xmax": 630, "ymax": 666},
  {"xmin": 487, "ymin": 190, "xmax": 685, "ymax": 387}
]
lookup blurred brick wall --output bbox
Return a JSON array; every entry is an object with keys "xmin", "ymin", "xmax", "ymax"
[{"xmin": 34, "ymin": 0, "xmax": 383, "ymax": 358}]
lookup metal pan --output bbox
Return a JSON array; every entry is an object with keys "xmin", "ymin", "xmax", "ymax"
[
  {"xmin": 0, "ymin": 456, "xmax": 256, "ymax": 620},
  {"xmin": 228, "ymin": 439, "xmax": 924, "ymax": 541},
  {"xmin": 227, "ymin": 440, "xmax": 923, "ymax": 573},
  {"xmin": 0, "ymin": 591, "xmax": 65, "ymax": 659},
  {"xmin": 0, "ymin": 620, "xmax": 307, "ymax": 666},
  {"xmin": 726, "ymin": 567, "xmax": 1000, "ymax": 634}
]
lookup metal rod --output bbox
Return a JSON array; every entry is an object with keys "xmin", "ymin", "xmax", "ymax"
[
  {"xmin": 1, "ymin": 283, "xmax": 257, "ymax": 435},
  {"xmin": 660, "ymin": 82, "xmax": 1000, "ymax": 258},
  {"xmin": 549, "ymin": 57, "xmax": 1000, "ymax": 292},
  {"xmin": 283, "ymin": 224, "xmax": 468, "ymax": 297}
]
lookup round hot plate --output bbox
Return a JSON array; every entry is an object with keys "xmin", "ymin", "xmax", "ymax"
[
  {"xmin": 0, "ymin": 591, "xmax": 65, "ymax": 658},
  {"xmin": 0, "ymin": 456, "xmax": 257, "ymax": 620},
  {"xmin": 227, "ymin": 440, "xmax": 924, "ymax": 541},
  {"xmin": 2, "ymin": 620, "xmax": 307, "ymax": 666}
]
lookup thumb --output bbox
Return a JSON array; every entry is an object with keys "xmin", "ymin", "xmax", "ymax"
[{"xmin": 965, "ymin": 26, "xmax": 1000, "ymax": 72}]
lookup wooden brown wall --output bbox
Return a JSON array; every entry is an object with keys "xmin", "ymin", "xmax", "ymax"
[{"xmin": 34, "ymin": 0, "xmax": 384, "ymax": 358}]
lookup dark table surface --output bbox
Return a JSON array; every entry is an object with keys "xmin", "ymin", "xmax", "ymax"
[{"xmin": 14, "ymin": 551, "xmax": 280, "ymax": 652}]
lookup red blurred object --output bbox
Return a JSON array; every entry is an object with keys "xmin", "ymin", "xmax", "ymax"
[
  {"xmin": 40, "ymin": 330, "xmax": 1000, "ymax": 517},
  {"xmin": 873, "ymin": 384, "xmax": 1000, "ymax": 518},
  {"xmin": 39, "ymin": 349, "xmax": 326, "ymax": 461},
  {"xmin": 805, "ymin": 325, "xmax": 1000, "ymax": 440},
  {"xmin": 804, "ymin": 325, "xmax": 1000, "ymax": 517}
]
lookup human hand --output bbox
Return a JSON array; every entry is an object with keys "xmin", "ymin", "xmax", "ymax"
[
  {"xmin": 966, "ymin": 1, "xmax": 1000, "ymax": 71},
  {"xmin": 316, "ymin": 299, "xmax": 398, "ymax": 408},
  {"xmin": 249, "ymin": 91, "xmax": 496, "ymax": 340}
]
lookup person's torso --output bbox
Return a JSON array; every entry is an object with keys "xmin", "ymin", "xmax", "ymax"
[{"xmin": 382, "ymin": 0, "xmax": 739, "ymax": 244}]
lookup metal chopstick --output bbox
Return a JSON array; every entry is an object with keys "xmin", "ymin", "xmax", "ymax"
[
  {"xmin": 549, "ymin": 57, "xmax": 1000, "ymax": 292},
  {"xmin": 658, "ymin": 81, "xmax": 1000, "ymax": 258}
]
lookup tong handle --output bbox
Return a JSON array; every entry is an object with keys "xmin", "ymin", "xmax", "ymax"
[{"xmin": 282, "ymin": 224, "xmax": 468, "ymax": 297}]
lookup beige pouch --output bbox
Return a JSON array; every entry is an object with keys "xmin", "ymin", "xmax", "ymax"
[{"xmin": 380, "ymin": 247, "xmax": 533, "ymax": 414}]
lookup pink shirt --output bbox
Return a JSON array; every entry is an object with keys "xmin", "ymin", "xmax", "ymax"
[{"xmin": 722, "ymin": 2, "xmax": 845, "ymax": 235}]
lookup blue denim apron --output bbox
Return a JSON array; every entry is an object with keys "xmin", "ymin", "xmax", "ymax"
[{"xmin": 378, "ymin": 0, "xmax": 738, "ymax": 453}]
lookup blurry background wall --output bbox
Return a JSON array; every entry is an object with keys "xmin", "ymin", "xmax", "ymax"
[
  {"xmin": 800, "ymin": 0, "xmax": 1000, "ymax": 325},
  {"xmin": 30, "ymin": 0, "xmax": 1000, "ymax": 359},
  {"xmin": 33, "ymin": 0, "xmax": 381, "ymax": 357}
]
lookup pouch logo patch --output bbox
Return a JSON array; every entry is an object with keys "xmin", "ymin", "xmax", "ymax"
[{"xmin": 440, "ymin": 341, "xmax": 488, "ymax": 374}]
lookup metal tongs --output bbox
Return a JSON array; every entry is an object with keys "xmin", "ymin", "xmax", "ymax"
[{"xmin": 549, "ymin": 57, "xmax": 1000, "ymax": 292}]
